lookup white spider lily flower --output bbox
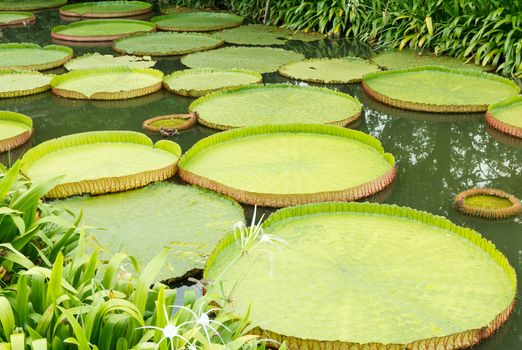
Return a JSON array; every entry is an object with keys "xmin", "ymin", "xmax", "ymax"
[{"xmin": 173, "ymin": 304, "xmax": 231, "ymax": 345}]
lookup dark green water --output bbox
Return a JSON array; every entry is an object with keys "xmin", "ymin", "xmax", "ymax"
[{"xmin": 1, "ymin": 7, "xmax": 521, "ymax": 350}]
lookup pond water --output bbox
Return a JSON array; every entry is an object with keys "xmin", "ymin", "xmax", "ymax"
[{"xmin": 1, "ymin": 7, "xmax": 521, "ymax": 350}]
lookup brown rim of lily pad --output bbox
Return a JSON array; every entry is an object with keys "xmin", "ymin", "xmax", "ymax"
[
  {"xmin": 0, "ymin": 12, "xmax": 36, "ymax": 27},
  {"xmin": 454, "ymin": 188, "xmax": 522, "ymax": 220},
  {"xmin": 0, "ymin": 111, "xmax": 33, "ymax": 153},
  {"xmin": 51, "ymin": 20, "xmax": 156, "ymax": 42},
  {"xmin": 485, "ymin": 96, "xmax": 522, "ymax": 139},
  {"xmin": 142, "ymin": 112, "xmax": 197, "ymax": 133}
]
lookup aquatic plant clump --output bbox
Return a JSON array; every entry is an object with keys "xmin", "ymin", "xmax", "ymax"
[
  {"xmin": 181, "ymin": 46, "xmax": 305, "ymax": 73},
  {"xmin": 59, "ymin": 1, "xmax": 152, "ymax": 18},
  {"xmin": 163, "ymin": 68, "xmax": 262, "ymax": 97},
  {"xmin": 21, "ymin": 130, "xmax": 182, "ymax": 198},
  {"xmin": 151, "ymin": 12, "xmax": 243, "ymax": 32},
  {"xmin": 0, "ymin": 11, "xmax": 35, "ymax": 26},
  {"xmin": 362, "ymin": 66, "xmax": 520, "ymax": 112},
  {"xmin": 54, "ymin": 182, "xmax": 244, "ymax": 282},
  {"xmin": 204, "ymin": 202, "xmax": 517, "ymax": 350},
  {"xmin": 0, "ymin": 43, "xmax": 73, "ymax": 70},
  {"xmin": 112, "ymin": 32, "xmax": 223, "ymax": 56},
  {"xmin": 0, "ymin": 111, "xmax": 32, "ymax": 153},
  {"xmin": 143, "ymin": 113, "xmax": 197, "ymax": 133},
  {"xmin": 51, "ymin": 19, "xmax": 155, "ymax": 42},
  {"xmin": 189, "ymin": 84, "xmax": 362, "ymax": 130},
  {"xmin": 278, "ymin": 57, "xmax": 381, "ymax": 83},
  {"xmin": 0, "ymin": 0, "xmax": 67, "ymax": 11},
  {"xmin": 64, "ymin": 53, "xmax": 155, "ymax": 71},
  {"xmin": 214, "ymin": 24, "xmax": 323, "ymax": 46},
  {"xmin": 51, "ymin": 67, "xmax": 163, "ymax": 100},
  {"xmin": 486, "ymin": 96, "xmax": 522, "ymax": 139},
  {"xmin": 0, "ymin": 70, "xmax": 52, "ymax": 98},
  {"xmin": 454, "ymin": 188, "xmax": 522, "ymax": 219},
  {"xmin": 178, "ymin": 124, "xmax": 396, "ymax": 207}
]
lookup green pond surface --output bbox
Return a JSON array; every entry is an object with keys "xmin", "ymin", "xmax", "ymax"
[{"xmin": 0, "ymin": 9, "xmax": 521, "ymax": 349}]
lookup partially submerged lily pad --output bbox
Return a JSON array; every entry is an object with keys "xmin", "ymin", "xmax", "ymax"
[
  {"xmin": 372, "ymin": 49, "xmax": 487, "ymax": 71},
  {"xmin": 164, "ymin": 68, "xmax": 262, "ymax": 97},
  {"xmin": 0, "ymin": 11, "xmax": 35, "ymax": 26},
  {"xmin": 179, "ymin": 124, "xmax": 396, "ymax": 206},
  {"xmin": 59, "ymin": 1, "xmax": 152, "ymax": 18},
  {"xmin": 205, "ymin": 202, "xmax": 516, "ymax": 349},
  {"xmin": 51, "ymin": 67, "xmax": 163, "ymax": 100},
  {"xmin": 278, "ymin": 57, "xmax": 381, "ymax": 83},
  {"xmin": 214, "ymin": 24, "xmax": 322, "ymax": 46},
  {"xmin": 0, "ymin": 43, "xmax": 73, "ymax": 70},
  {"xmin": 21, "ymin": 130, "xmax": 182, "ymax": 198},
  {"xmin": 362, "ymin": 66, "xmax": 520, "ymax": 112},
  {"xmin": 486, "ymin": 96, "xmax": 522, "ymax": 139},
  {"xmin": 64, "ymin": 53, "xmax": 155, "ymax": 71},
  {"xmin": 181, "ymin": 46, "xmax": 305, "ymax": 73},
  {"xmin": 0, "ymin": 70, "xmax": 52, "ymax": 98},
  {"xmin": 0, "ymin": 0, "xmax": 66, "ymax": 11},
  {"xmin": 113, "ymin": 32, "xmax": 223, "ymax": 56},
  {"xmin": 190, "ymin": 84, "xmax": 362, "ymax": 130},
  {"xmin": 54, "ymin": 182, "xmax": 244, "ymax": 282},
  {"xmin": 51, "ymin": 19, "xmax": 155, "ymax": 42},
  {"xmin": 143, "ymin": 113, "xmax": 197, "ymax": 133},
  {"xmin": 455, "ymin": 188, "xmax": 522, "ymax": 219},
  {"xmin": 151, "ymin": 12, "xmax": 243, "ymax": 32},
  {"xmin": 0, "ymin": 111, "xmax": 32, "ymax": 153}
]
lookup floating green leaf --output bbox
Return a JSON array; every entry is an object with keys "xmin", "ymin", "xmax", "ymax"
[
  {"xmin": 59, "ymin": 1, "xmax": 152, "ymax": 18},
  {"xmin": 454, "ymin": 188, "xmax": 522, "ymax": 219},
  {"xmin": 0, "ymin": 111, "xmax": 32, "ymax": 153},
  {"xmin": 64, "ymin": 53, "xmax": 155, "ymax": 71},
  {"xmin": 486, "ymin": 96, "xmax": 522, "ymax": 139},
  {"xmin": 0, "ymin": 0, "xmax": 66, "ymax": 11},
  {"xmin": 0, "ymin": 70, "xmax": 52, "ymax": 98},
  {"xmin": 51, "ymin": 19, "xmax": 155, "ymax": 42},
  {"xmin": 214, "ymin": 24, "xmax": 322, "ymax": 46},
  {"xmin": 0, "ymin": 11, "xmax": 35, "ymax": 26},
  {"xmin": 205, "ymin": 202, "xmax": 517, "ymax": 349},
  {"xmin": 190, "ymin": 84, "xmax": 362, "ymax": 129},
  {"xmin": 113, "ymin": 32, "xmax": 223, "ymax": 56},
  {"xmin": 0, "ymin": 43, "xmax": 72, "ymax": 71},
  {"xmin": 181, "ymin": 46, "xmax": 305, "ymax": 73},
  {"xmin": 151, "ymin": 12, "xmax": 243, "ymax": 32}
]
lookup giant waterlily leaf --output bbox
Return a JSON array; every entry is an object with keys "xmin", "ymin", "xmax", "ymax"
[
  {"xmin": 279, "ymin": 57, "xmax": 380, "ymax": 83},
  {"xmin": 190, "ymin": 84, "xmax": 362, "ymax": 129},
  {"xmin": 205, "ymin": 202, "xmax": 517, "ymax": 349},
  {"xmin": 59, "ymin": 1, "xmax": 152, "ymax": 18},
  {"xmin": 0, "ymin": 11, "xmax": 35, "ymax": 26},
  {"xmin": 362, "ymin": 66, "xmax": 520, "ymax": 112},
  {"xmin": 51, "ymin": 67, "xmax": 163, "ymax": 100},
  {"xmin": 0, "ymin": 0, "xmax": 66, "ymax": 11},
  {"xmin": 181, "ymin": 46, "xmax": 304, "ymax": 73},
  {"xmin": 0, "ymin": 70, "xmax": 52, "ymax": 98},
  {"xmin": 21, "ymin": 130, "xmax": 181, "ymax": 198},
  {"xmin": 51, "ymin": 19, "xmax": 155, "ymax": 41},
  {"xmin": 179, "ymin": 124, "xmax": 395, "ymax": 206},
  {"xmin": 0, "ymin": 111, "xmax": 32, "ymax": 153},
  {"xmin": 454, "ymin": 188, "xmax": 522, "ymax": 219},
  {"xmin": 54, "ymin": 182, "xmax": 244, "ymax": 282},
  {"xmin": 112, "ymin": 32, "xmax": 223, "ymax": 56},
  {"xmin": 214, "ymin": 24, "xmax": 322, "ymax": 46},
  {"xmin": 486, "ymin": 96, "xmax": 522, "ymax": 139},
  {"xmin": 0, "ymin": 43, "xmax": 72, "ymax": 70},
  {"xmin": 64, "ymin": 53, "xmax": 155, "ymax": 71},
  {"xmin": 164, "ymin": 68, "xmax": 262, "ymax": 97},
  {"xmin": 151, "ymin": 12, "xmax": 243, "ymax": 32}
]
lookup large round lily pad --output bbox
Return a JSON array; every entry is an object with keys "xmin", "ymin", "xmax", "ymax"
[
  {"xmin": 181, "ymin": 46, "xmax": 305, "ymax": 73},
  {"xmin": 204, "ymin": 202, "xmax": 516, "ymax": 349},
  {"xmin": 0, "ymin": 111, "xmax": 32, "ymax": 153},
  {"xmin": 113, "ymin": 32, "xmax": 223, "ymax": 56},
  {"xmin": 164, "ymin": 68, "xmax": 262, "ymax": 97},
  {"xmin": 151, "ymin": 12, "xmax": 243, "ymax": 32},
  {"xmin": 179, "ymin": 124, "xmax": 396, "ymax": 206},
  {"xmin": 0, "ymin": 11, "xmax": 35, "ymax": 26},
  {"xmin": 279, "ymin": 57, "xmax": 381, "ymax": 83},
  {"xmin": 0, "ymin": 0, "xmax": 66, "ymax": 11},
  {"xmin": 214, "ymin": 24, "xmax": 322, "ymax": 46},
  {"xmin": 54, "ymin": 182, "xmax": 244, "ymax": 282},
  {"xmin": 51, "ymin": 67, "xmax": 163, "ymax": 100},
  {"xmin": 59, "ymin": 1, "xmax": 152, "ymax": 18},
  {"xmin": 190, "ymin": 84, "xmax": 362, "ymax": 130},
  {"xmin": 51, "ymin": 19, "xmax": 155, "ymax": 42},
  {"xmin": 0, "ymin": 70, "xmax": 52, "ymax": 98},
  {"xmin": 373, "ymin": 49, "xmax": 487, "ymax": 71},
  {"xmin": 64, "ymin": 53, "xmax": 155, "ymax": 71},
  {"xmin": 486, "ymin": 96, "xmax": 522, "ymax": 139},
  {"xmin": 0, "ymin": 43, "xmax": 73, "ymax": 70},
  {"xmin": 21, "ymin": 131, "xmax": 181, "ymax": 198},
  {"xmin": 362, "ymin": 66, "xmax": 520, "ymax": 112}
]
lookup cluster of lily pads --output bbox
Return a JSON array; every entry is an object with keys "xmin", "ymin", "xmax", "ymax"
[{"xmin": 0, "ymin": 1, "xmax": 521, "ymax": 350}]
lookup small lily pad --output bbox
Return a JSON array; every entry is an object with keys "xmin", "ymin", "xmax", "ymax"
[
  {"xmin": 143, "ymin": 113, "xmax": 197, "ymax": 133},
  {"xmin": 0, "ymin": 11, "xmax": 35, "ymax": 26},
  {"xmin": 151, "ymin": 12, "xmax": 243, "ymax": 32},
  {"xmin": 64, "ymin": 53, "xmax": 155, "ymax": 71},
  {"xmin": 454, "ymin": 188, "xmax": 522, "ymax": 219}
]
